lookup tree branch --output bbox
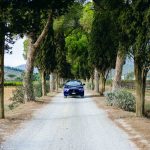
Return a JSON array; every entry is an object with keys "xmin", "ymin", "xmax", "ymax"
[{"xmin": 34, "ymin": 10, "xmax": 53, "ymax": 49}]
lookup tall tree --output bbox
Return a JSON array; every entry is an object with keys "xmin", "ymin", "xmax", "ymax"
[
  {"xmin": 89, "ymin": 8, "xmax": 117, "ymax": 95},
  {"xmin": 34, "ymin": 23, "xmax": 56, "ymax": 96},
  {"xmin": 119, "ymin": 0, "xmax": 150, "ymax": 116},
  {"xmin": 0, "ymin": 1, "xmax": 26, "ymax": 118},
  {"xmin": 23, "ymin": 0, "xmax": 74, "ymax": 101}
]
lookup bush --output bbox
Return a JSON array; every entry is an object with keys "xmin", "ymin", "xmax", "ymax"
[
  {"xmin": 9, "ymin": 87, "xmax": 24, "ymax": 110},
  {"xmin": 4, "ymin": 81, "xmax": 23, "ymax": 86},
  {"xmin": 33, "ymin": 81, "xmax": 49, "ymax": 97},
  {"xmin": 105, "ymin": 89, "xmax": 135, "ymax": 112},
  {"xmin": 33, "ymin": 82, "xmax": 42, "ymax": 97}
]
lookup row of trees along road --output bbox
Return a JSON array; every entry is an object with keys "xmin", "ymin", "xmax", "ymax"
[
  {"xmin": 91, "ymin": 0, "xmax": 150, "ymax": 117},
  {"xmin": 0, "ymin": 0, "xmax": 149, "ymax": 118},
  {"xmin": 0, "ymin": 0, "xmax": 74, "ymax": 118}
]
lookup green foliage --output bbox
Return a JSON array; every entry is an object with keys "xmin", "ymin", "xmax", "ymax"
[
  {"xmin": 33, "ymin": 81, "xmax": 42, "ymax": 97},
  {"xmin": 119, "ymin": 0, "xmax": 150, "ymax": 67},
  {"xmin": 15, "ymin": 77, "xmax": 23, "ymax": 81},
  {"xmin": 106, "ymin": 80, "xmax": 112, "ymax": 85},
  {"xmin": 64, "ymin": 2, "xmax": 94, "ymax": 79},
  {"xmin": 89, "ymin": 8, "xmax": 117, "ymax": 75},
  {"xmin": 80, "ymin": 2, "xmax": 94, "ymax": 33},
  {"xmin": 23, "ymin": 39, "xmax": 29, "ymax": 60},
  {"xmin": 66, "ymin": 29, "xmax": 90, "ymax": 79},
  {"xmin": 125, "ymin": 72, "xmax": 134, "ymax": 80},
  {"xmin": 33, "ymin": 73, "xmax": 40, "ymax": 81},
  {"xmin": 35, "ymin": 24, "xmax": 56, "ymax": 73},
  {"xmin": 33, "ymin": 81, "xmax": 49, "ymax": 97},
  {"xmin": 55, "ymin": 31, "xmax": 73, "ymax": 79},
  {"xmin": 105, "ymin": 89, "xmax": 136, "ymax": 112},
  {"xmin": 7, "ymin": 74, "xmax": 16, "ymax": 78},
  {"xmin": 9, "ymin": 87, "xmax": 24, "ymax": 110},
  {"xmin": 4, "ymin": 81, "xmax": 23, "ymax": 86}
]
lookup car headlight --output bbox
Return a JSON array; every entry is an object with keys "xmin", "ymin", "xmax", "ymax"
[
  {"xmin": 79, "ymin": 88, "xmax": 84, "ymax": 91},
  {"xmin": 64, "ymin": 88, "xmax": 69, "ymax": 92}
]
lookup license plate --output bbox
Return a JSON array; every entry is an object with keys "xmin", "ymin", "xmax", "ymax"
[{"xmin": 72, "ymin": 90, "xmax": 76, "ymax": 94}]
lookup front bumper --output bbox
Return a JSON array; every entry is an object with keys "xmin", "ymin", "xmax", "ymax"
[{"xmin": 64, "ymin": 88, "xmax": 84, "ymax": 96}]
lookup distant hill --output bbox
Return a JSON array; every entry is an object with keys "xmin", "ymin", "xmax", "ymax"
[
  {"xmin": 4, "ymin": 66, "xmax": 23, "ymax": 81},
  {"xmin": 108, "ymin": 58, "xmax": 134, "ymax": 79},
  {"xmin": 15, "ymin": 64, "xmax": 38, "ymax": 73},
  {"xmin": 15, "ymin": 64, "xmax": 26, "ymax": 70},
  {"xmin": 123, "ymin": 59, "xmax": 134, "ymax": 75}
]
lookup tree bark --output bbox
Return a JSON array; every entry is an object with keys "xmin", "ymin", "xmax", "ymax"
[
  {"xmin": 41, "ymin": 71, "xmax": 46, "ymax": 96},
  {"xmin": 56, "ymin": 73, "xmax": 59, "ymax": 92},
  {"xmin": 86, "ymin": 78, "xmax": 89, "ymax": 90},
  {"xmin": 23, "ymin": 38, "xmax": 35, "ymax": 101},
  {"xmin": 141, "ymin": 69, "xmax": 148, "ymax": 115},
  {"xmin": 23, "ymin": 11, "xmax": 53, "ymax": 101},
  {"xmin": 112, "ymin": 51, "xmax": 125, "ymax": 91},
  {"xmin": 100, "ymin": 72, "xmax": 106, "ymax": 96},
  {"xmin": 90, "ymin": 75, "xmax": 94, "ymax": 90},
  {"xmin": 49, "ymin": 72, "xmax": 54, "ymax": 92},
  {"xmin": 94, "ymin": 68, "xmax": 99, "ymax": 93},
  {"xmin": 134, "ymin": 60, "xmax": 145, "ymax": 117},
  {"xmin": 0, "ymin": 30, "xmax": 5, "ymax": 119}
]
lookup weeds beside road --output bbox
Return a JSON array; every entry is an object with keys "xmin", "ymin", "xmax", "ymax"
[{"xmin": 0, "ymin": 90, "xmax": 56, "ymax": 144}]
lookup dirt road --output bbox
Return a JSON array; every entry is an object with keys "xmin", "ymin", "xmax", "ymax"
[{"xmin": 1, "ymin": 92, "xmax": 137, "ymax": 150}]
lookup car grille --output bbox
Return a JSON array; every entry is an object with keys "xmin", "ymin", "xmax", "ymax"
[{"xmin": 69, "ymin": 89, "xmax": 79, "ymax": 94}]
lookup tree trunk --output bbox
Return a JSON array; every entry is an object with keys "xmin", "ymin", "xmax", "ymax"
[
  {"xmin": 23, "ymin": 11, "xmax": 53, "ymax": 101},
  {"xmin": 23, "ymin": 38, "xmax": 35, "ymax": 101},
  {"xmin": 100, "ymin": 72, "xmax": 106, "ymax": 96},
  {"xmin": 112, "ymin": 51, "xmax": 125, "ymax": 91},
  {"xmin": 49, "ymin": 72, "xmax": 54, "ymax": 92},
  {"xmin": 90, "ymin": 75, "xmax": 94, "ymax": 90},
  {"xmin": 94, "ymin": 68, "xmax": 99, "ymax": 93},
  {"xmin": 134, "ymin": 60, "xmax": 145, "ymax": 117},
  {"xmin": 86, "ymin": 78, "xmax": 89, "ymax": 90},
  {"xmin": 0, "ymin": 30, "xmax": 5, "ymax": 119},
  {"xmin": 56, "ymin": 73, "xmax": 59, "ymax": 92},
  {"xmin": 41, "ymin": 71, "xmax": 46, "ymax": 96},
  {"xmin": 141, "ymin": 69, "xmax": 148, "ymax": 115}
]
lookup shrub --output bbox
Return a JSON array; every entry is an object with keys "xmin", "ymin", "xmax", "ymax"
[
  {"xmin": 4, "ymin": 81, "xmax": 23, "ymax": 86},
  {"xmin": 105, "ymin": 92, "xmax": 115, "ymax": 106},
  {"xmin": 9, "ymin": 87, "xmax": 24, "ymax": 110},
  {"xmin": 33, "ymin": 81, "xmax": 42, "ymax": 97},
  {"xmin": 33, "ymin": 81, "xmax": 49, "ymax": 97},
  {"xmin": 105, "ymin": 89, "xmax": 135, "ymax": 112}
]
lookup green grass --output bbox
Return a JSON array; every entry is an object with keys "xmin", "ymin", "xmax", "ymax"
[{"xmin": 4, "ymin": 81, "xmax": 23, "ymax": 86}]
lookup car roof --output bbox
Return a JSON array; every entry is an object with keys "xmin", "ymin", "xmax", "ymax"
[{"xmin": 66, "ymin": 80, "xmax": 81, "ymax": 83}]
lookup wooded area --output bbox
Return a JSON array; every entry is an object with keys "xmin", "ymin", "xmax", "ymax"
[{"xmin": 0, "ymin": 0, "xmax": 150, "ymax": 118}]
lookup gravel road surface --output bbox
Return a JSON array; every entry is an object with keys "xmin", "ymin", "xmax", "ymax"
[{"xmin": 1, "ymin": 92, "xmax": 137, "ymax": 150}]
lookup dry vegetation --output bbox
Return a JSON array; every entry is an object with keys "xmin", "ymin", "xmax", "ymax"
[
  {"xmin": 4, "ymin": 87, "xmax": 16, "ymax": 105},
  {"xmin": 0, "ymin": 87, "xmax": 56, "ymax": 144},
  {"xmin": 93, "ymin": 90, "xmax": 150, "ymax": 150},
  {"xmin": 2, "ymin": 87, "xmax": 150, "ymax": 149}
]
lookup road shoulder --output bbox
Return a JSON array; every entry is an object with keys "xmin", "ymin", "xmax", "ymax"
[
  {"xmin": 0, "ymin": 92, "xmax": 57, "ymax": 144},
  {"xmin": 91, "ymin": 91, "xmax": 150, "ymax": 150}
]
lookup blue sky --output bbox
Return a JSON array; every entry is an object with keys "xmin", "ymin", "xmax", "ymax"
[{"xmin": 4, "ymin": 37, "xmax": 26, "ymax": 67}]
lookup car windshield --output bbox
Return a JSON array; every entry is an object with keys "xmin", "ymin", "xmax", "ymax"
[{"xmin": 65, "ymin": 81, "xmax": 82, "ymax": 86}]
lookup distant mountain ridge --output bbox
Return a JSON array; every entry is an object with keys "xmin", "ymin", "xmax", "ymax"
[
  {"xmin": 15, "ymin": 64, "xmax": 38, "ymax": 73},
  {"xmin": 15, "ymin": 64, "xmax": 26, "ymax": 70},
  {"xmin": 4, "ymin": 66, "xmax": 23, "ymax": 80},
  {"xmin": 5, "ymin": 59, "xmax": 134, "ymax": 80}
]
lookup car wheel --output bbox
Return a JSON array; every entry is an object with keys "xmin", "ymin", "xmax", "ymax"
[{"xmin": 81, "ymin": 95, "xmax": 84, "ymax": 98}]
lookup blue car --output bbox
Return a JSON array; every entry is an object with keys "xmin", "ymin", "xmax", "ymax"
[{"xmin": 63, "ymin": 80, "xmax": 85, "ymax": 98}]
